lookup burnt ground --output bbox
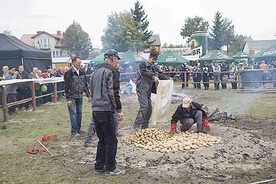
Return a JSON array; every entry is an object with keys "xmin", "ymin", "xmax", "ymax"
[
  {"xmin": 54, "ymin": 91, "xmax": 276, "ymax": 184},
  {"xmin": 59, "ymin": 117, "xmax": 276, "ymax": 184}
]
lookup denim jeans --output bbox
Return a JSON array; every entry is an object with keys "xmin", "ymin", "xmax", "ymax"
[
  {"xmin": 68, "ymin": 98, "xmax": 83, "ymax": 134},
  {"xmin": 93, "ymin": 111, "xmax": 117, "ymax": 172},
  {"xmin": 84, "ymin": 118, "xmax": 95, "ymax": 143}
]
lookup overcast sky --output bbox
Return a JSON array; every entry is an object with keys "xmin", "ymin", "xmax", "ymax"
[{"xmin": 1, "ymin": 0, "xmax": 276, "ymax": 48}]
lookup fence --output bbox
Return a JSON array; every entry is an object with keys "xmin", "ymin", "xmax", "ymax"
[
  {"xmin": 1, "ymin": 69, "xmax": 276, "ymax": 122},
  {"xmin": 120, "ymin": 69, "xmax": 276, "ymax": 90},
  {"xmin": 0, "ymin": 77, "xmax": 64, "ymax": 122}
]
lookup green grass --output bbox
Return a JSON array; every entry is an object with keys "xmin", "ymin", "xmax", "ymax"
[{"xmin": 0, "ymin": 88, "xmax": 276, "ymax": 183}]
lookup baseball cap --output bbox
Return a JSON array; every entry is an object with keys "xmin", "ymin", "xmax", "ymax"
[
  {"xmin": 182, "ymin": 97, "xmax": 192, "ymax": 108},
  {"xmin": 149, "ymin": 51, "xmax": 158, "ymax": 59}
]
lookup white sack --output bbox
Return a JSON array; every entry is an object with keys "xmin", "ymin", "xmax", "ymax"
[{"xmin": 151, "ymin": 80, "xmax": 173, "ymax": 125}]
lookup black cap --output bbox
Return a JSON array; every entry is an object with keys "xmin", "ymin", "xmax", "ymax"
[
  {"xmin": 149, "ymin": 51, "xmax": 158, "ymax": 59},
  {"xmin": 104, "ymin": 49, "xmax": 121, "ymax": 60}
]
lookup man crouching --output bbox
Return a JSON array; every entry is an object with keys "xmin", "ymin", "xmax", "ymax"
[{"xmin": 169, "ymin": 96, "xmax": 210, "ymax": 134}]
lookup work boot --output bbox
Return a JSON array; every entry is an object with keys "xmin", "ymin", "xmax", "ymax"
[{"xmin": 196, "ymin": 124, "xmax": 208, "ymax": 134}]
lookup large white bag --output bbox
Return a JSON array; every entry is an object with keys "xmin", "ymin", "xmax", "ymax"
[{"xmin": 151, "ymin": 80, "xmax": 173, "ymax": 125}]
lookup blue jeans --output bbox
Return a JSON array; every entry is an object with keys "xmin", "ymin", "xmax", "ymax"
[
  {"xmin": 68, "ymin": 98, "xmax": 83, "ymax": 134},
  {"xmin": 84, "ymin": 118, "xmax": 95, "ymax": 143}
]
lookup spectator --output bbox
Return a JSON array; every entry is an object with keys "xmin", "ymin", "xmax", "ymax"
[
  {"xmin": 229, "ymin": 71, "xmax": 237, "ymax": 89},
  {"xmin": 259, "ymin": 61, "xmax": 269, "ymax": 86},
  {"xmin": 212, "ymin": 62, "xmax": 221, "ymax": 90},
  {"xmin": 17, "ymin": 65, "xmax": 31, "ymax": 110},
  {"xmin": 56, "ymin": 67, "xmax": 65, "ymax": 99},
  {"xmin": 202, "ymin": 62, "xmax": 211, "ymax": 90},
  {"xmin": 4, "ymin": 67, "xmax": 19, "ymax": 115},
  {"xmin": 221, "ymin": 74, "xmax": 228, "ymax": 90},
  {"xmin": 29, "ymin": 67, "xmax": 43, "ymax": 106}
]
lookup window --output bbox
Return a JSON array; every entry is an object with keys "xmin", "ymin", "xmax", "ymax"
[
  {"xmin": 53, "ymin": 51, "xmax": 56, "ymax": 57},
  {"xmin": 60, "ymin": 51, "xmax": 62, "ymax": 57},
  {"xmin": 56, "ymin": 51, "xmax": 59, "ymax": 57}
]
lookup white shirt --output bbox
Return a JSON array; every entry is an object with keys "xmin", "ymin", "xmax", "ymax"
[{"xmin": 72, "ymin": 66, "xmax": 79, "ymax": 75}]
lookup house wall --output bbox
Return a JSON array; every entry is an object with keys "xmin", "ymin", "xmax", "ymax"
[{"xmin": 33, "ymin": 33, "xmax": 62, "ymax": 58}]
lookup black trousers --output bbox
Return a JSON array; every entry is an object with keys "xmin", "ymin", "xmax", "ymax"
[
  {"xmin": 17, "ymin": 87, "xmax": 31, "ymax": 109},
  {"xmin": 93, "ymin": 111, "xmax": 117, "ymax": 171},
  {"xmin": 7, "ymin": 93, "xmax": 17, "ymax": 114}
]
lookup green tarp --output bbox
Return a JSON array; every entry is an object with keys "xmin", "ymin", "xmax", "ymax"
[
  {"xmin": 233, "ymin": 51, "xmax": 249, "ymax": 59},
  {"xmin": 157, "ymin": 50, "xmax": 189, "ymax": 66},
  {"xmin": 198, "ymin": 50, "xmax": 234, "ymax": 62},
  {"xmin": 90, "ymin": 52, "xmax": 124, "ymax": 65},
  {"xmin": 119, "ymin": 50, "xmax": 146, "ymax": 64},
  {"xmin": 250, "ymin": 43, "xmax": 276, "ymax": 62}
]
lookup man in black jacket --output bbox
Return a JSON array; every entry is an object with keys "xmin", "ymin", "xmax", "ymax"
[
  {"xmin": 64, "ymin": 56, "xmax": 91, "ymax": 137},
  {"xmin": 169, "ymin": 96, "xmax": 210, "ymax": 134},
  {"xmin": 90, "ymin": 49, "xmax": 125, "ymax": 176},
  {"xmin": 17, "ymin": 65, "xmax": 31, "ymax": 110},
  {"xmin": 134, "ymin": 51, "xmax": 170, "ymax": 130}
]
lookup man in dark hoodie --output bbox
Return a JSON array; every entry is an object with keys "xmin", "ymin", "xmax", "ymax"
[{"xmin": 90, "ymin": 49, "xmax": 125, "ymax": 176}]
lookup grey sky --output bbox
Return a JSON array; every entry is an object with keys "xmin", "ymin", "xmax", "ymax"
[{"xmin": 1, "ymin": 0, "xmax": 276, "ymax": 48}]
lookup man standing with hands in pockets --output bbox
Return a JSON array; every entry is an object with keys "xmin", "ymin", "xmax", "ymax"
[{"xmin": 90, "ymin": 49, "xmax": 125, "ymax": 176}]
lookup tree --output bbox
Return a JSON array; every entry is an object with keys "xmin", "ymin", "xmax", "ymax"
[
  {"xmin": 209, "ymin": 11, "xmax": 235, "ymax": 51},
  {"xmin": 61, "ymin": 21, "xmax": 92, "ymax": 59},
  {"xmin": 228, "ymin": 34, "xmax": 252, "ymax": 54},
  {"xmin": 101, "ymin": 11, "xmax": 136, "ymax": 52},
  {"xmin": 2, "ymin": 30, "xmax": 13, "ymax": 36},
  {"xmin": 180, "ymin": 16, "xmax": 209, "ymax": 41},
  {"xmin": 131, "ymin": 1, "xmax": 154, "ymax": 52}
]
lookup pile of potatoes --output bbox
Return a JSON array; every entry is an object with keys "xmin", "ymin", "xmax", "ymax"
[{"xmin": 122, "ymin": 128, "xmax": 223, "ymax": 153}]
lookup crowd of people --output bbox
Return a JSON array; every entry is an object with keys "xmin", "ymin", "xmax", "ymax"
[{"xmin": 0, "ymin": 65, "xmax": 71, "ymax": 115}]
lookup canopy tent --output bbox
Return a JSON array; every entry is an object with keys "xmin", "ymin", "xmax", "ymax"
[
  {"xmin": 232, "ymin": 51, "xmax": 249, "ymax": 59},
  {"xmin": 250, "ymin": 43, "xmax": 276, "ymax": 63},
  {"xmin": 119, "ymin": 50, "xmax": 147, "ymax": 65},
  {"xmin": 0, "ymin": 33, "xmax": 52, "ymax": 75},
  {"xmin": 90, "ymin": 52, "xmax": 124, "ymax": 65},
  {"xmin": 157, "ymin": 50, "xmax": 189, "ymax": 66},
  {"xmin": 198, "ymin": 50, "xmax": 234, "ymax": 62}
]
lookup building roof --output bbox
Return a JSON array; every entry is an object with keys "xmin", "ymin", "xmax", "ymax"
[
  {"xmin": 20, "ymin": 34, "xmax": 35, "ymax": 47},
  {"xmin": 149, "ymin": 34, "xmax": 161, "ymax": 46},
  {"xmin": 20, "ymin": 31, "xmax": 63, "ymax": 48},
  {"xmin": 245, "ymin": 40, "xmax": 276, "ymax": 50},
  {"xmin": 31, "ymin": 31, "xmax": 62, "ymax": 39}
]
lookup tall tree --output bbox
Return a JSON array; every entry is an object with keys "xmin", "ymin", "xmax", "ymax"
[
  {"xmin": 61, "ymin": 21, "xmax": 92, "ymax": 59},
  {"xmin": 131, "ymin": 1, "xmax": 153, "ymax": 52},
  {"xmin": 228, "ymin": 34, "xmax": 252, "ymax": 54},
  {"xmin": 180, "ymin": 16, "xmax": 209, "ymax": 40},
  {"xmin": 101, "ymin": 11, "xmax": 136, "ymax": 52},
  {"xmin": 209, "ymin": 11, "xmax": 235, "ymax": 51}
]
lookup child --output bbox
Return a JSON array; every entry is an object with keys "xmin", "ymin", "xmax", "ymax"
[{"xmin": 221, "ymin": 74, "xmax": 228, "ymax": 90}]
